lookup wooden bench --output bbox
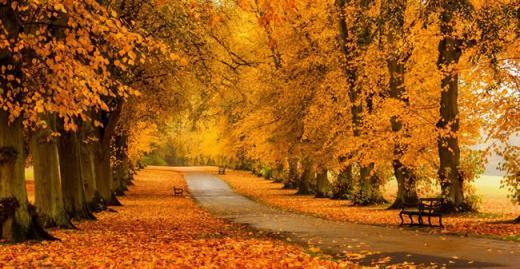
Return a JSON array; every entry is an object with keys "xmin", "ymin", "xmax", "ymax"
[
  {"xmin": 218, "ymin": 166, "xmax": 226, "ymax": 175},
  {"xmin": 399, "ymin": 198, "xmax": 444, "ymax": 227},
  {"xmin": 173, "ymin": 187, "xmax": 184, "ymax": 197}
]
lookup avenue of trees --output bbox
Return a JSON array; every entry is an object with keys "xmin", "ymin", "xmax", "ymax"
[
  {"xmin": 0, "ymin": 0, "xmax": 518, "ymax": 244},
  {"xmin": 160, "ymin": 0, "xmax": 519, "ymax": 217},
  {"xmin": 0, "ymin": 0, "xmax": 218, "ymax": 242}
]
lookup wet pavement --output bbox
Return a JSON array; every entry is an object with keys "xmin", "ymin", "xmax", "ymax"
[{"xmin": 180, "ymin": 169, "xmax": 520, "ymax": 268}]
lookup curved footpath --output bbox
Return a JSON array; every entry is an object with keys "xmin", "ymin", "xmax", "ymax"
[{"xmin": 181, "ymin": 169, "xmax": 520, "ymax": 268}]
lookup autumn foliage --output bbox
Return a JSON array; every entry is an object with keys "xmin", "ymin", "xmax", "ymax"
[
  {"xmin": 1, "ymin": 169, "xmax": 352, "ymax": 268},
  {"xmin": 157, "ymin": 0, "xmax": 519, "ymax": 217},
  {"xmin": 0, "ymin": 0, "xmax": 518, "ymax": 267}
]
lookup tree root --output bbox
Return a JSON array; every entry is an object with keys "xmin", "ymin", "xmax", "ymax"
[{"xmin": 107, "ymin": 193, "xmax": 122, "ymax": 207}]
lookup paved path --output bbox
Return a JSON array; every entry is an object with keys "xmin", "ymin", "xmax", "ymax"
[{"xmin": 182, "ymin": 170, "xmax": 520, "ymax": 268}]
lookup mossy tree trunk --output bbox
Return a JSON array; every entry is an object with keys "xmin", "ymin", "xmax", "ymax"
[
  {"xmin": 332, "ymin": 165, "xmax": 355, "ymax": 200},
  {"xmin": 272, "ymin": 162, "xmax": 285, "ymax": 183},
  {"xmin": 354, "ymin": 164, "xmax": 386, "ymax": 205},
  {"xmin": 296, "ymin": 158, "xmax": 314, "ymax": 195},
  {"xmin": 31, "ymin": 114, "xmax": 72, "ymax": 228},
  {"xmin": 283, "ymin": 157, "xmax": 298, "ymax": 189},
  {"xmin": 315, "ymin": 168, "xmax": 331, "ymax": 198},
  {"xmin": 1, "ymin": 112, "xmax": 53, "ymax": 242},
  {"xmin": 0, "ymin": 6, "xmax": 54, "ymax": 242}
]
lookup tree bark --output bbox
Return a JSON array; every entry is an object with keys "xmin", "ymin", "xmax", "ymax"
[
  {"xmin": 59, "ymin": 131, "xmax": 95, "ymax": 220},
  {"xmin": 272, "ymin": 162, "xmax": 284, "ymax": 183},
  {"xmin": 332, "ymin": 165, "xmax": 354, "ymax": 200},
  {"xmin": 355, "ymin": 164, "xmax": 386, "ymax": 205},
  {"xmin": 80, "ymin": 135, "xmax": 104, "ymax": 212},
  {"xmin": 113, "ymin": 134, "xmax": 130, "ymax": 196},
  {"xmin": 437, "ymin": 2, "xmax": 465, "ymax": 212},
  {"xmin": 283, "ymin": 158, "xmax": 298, "ymax": 189},
  {"xmin": 315, "ymin": 168, "xmax": 331, "ymax": 198},
  {"xmin": 92, "ymin": 101, "xmax": 123, "ymax": 207},
  {"xmin": 296, "ymin": 158, "xmax": 314, "ymax": 195},
  {"xmin": 94, "ymin": 139, "xmax": 121, "ymax": 206},
  {"xmin": 0, "ymin": 112, "xmax": 53, "ymax": 242},
  {"xmin": 390, "ymin": 160, "xmax": 419, "ymax": 208},
  {"xmin": 31, "ymin": 114, "xmax": 72, "ymax": 228}
]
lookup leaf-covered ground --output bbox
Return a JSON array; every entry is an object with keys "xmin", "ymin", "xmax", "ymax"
[
  {"xmin": 220, "ymin": 170, "xmax": 520, "ymax": 240},
  {"xmin": 1, "ymin": 169, "xmax": 359, "ymax": 268}
]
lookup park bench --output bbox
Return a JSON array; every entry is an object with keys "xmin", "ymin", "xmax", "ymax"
[
  {"xmin": 173, "ymin": 187, "xmax": 184, "ymax": 197},
  {"xmin": 218, "ymin": 166, "xmax": 226, "ymax": 175},
  {"xmin": 399, "ymin": 198, "xmax": 444, "ymax": 227}
]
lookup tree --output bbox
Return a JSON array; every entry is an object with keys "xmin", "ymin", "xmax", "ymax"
[
  {"xmin": 381, "ymin": 0, "xmax": 419, "ymax": 208},
  {"xmin": 335, "ymin": 0, "xmax": 386, "ymax": 205},
  {"xmin": 1, "ymin": 0, "xmax": 150, "ymax": 241},
  {"xmin": 32, "ymin": 115, "xmax": 72, "ymax": 228}
]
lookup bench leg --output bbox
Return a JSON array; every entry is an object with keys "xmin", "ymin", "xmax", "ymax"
[
  {"xmin": 428, "ymin": 215, "xmax": 432, "ymax": 226},
  {"xmin": 399, "ymin": 213, "xmax": 404, "ymax": 226},
  {"xmin": 408, "ymin": 214, "xmax": 414, "ymax": 225},
  {"xmin": 439, "ymin": 216, "xmax": 444, "ymax": 228}
]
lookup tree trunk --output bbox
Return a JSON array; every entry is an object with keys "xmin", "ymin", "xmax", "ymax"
[
  {"xmin": 332, "ymin": 165, "xmax": 354, "ymax": 200},
  {"xmin": 113, "ymin": 135, "xmax": 130, "ymax": 196},
  {"xmin": 315, "ymin": 168, "xmax": 331, "ymax": 198},
  {"xmin": 59, "ymin": 131, "xmax": 95, "ymax": 220},
  {"xmin": 0, "ymin": 112, "xmax": 53, "ymax": 242},
  {"xmin": 389, "ymin": 160, "xmax": 419, "ymax": 209},
  {"xmin": 337, "ymin": 0, "xmax": 380, "ymax": 205},
  {"xmin": 296, "ymin": 159, "xmax": 314, "ymax": 195},
  {"xmin": 283, "ymin": 158, "xmax": 298, "ymax": 189},
  {"xmin": 437, "ymin": 3, "xmax": 465, "ymax": 212},
  {"xmin": 272, "ymin": 162, "xmax": 284, "ymax": 183},
  {"xmin": 251, "ymin": 161, "xmax": 262, "ymax": 177},
  {"xmin": 31, "ymin": 114, "xmax": 72, "ymax": 228},
  {"xmin": 354, "ymin": 164, "xmax": 386, "ymax": 205},
  {"xmin": 384, "ymin": 0, "xmax": 419, "ymax": 209},
  {"xmin": 261, "ymin": 164, "xmax": 272, "ymax": 180},
  {"xmin": 80, "ymin": 124, "xmax": 106, "ymax": 212},
  {"xmin": 91, "ymin": 98, "xmax": 123, "ymax": 206},
  {"xmin": 94, "ymin": 140, "xmax": 121, "ymax": 206}
]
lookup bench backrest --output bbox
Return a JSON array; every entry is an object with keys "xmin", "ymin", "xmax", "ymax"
[{"xmin": 419, "ymin": 198, "xmax": 443, "ymax": 213}]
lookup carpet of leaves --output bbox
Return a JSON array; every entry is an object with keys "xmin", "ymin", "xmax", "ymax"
[
  {"xmin": 220, "ymin": 171, "xmax": 520, "ymax": 240},
  {"xmin": 1, "ymin": 169, "xmax": 358, "ymax": 268}
]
